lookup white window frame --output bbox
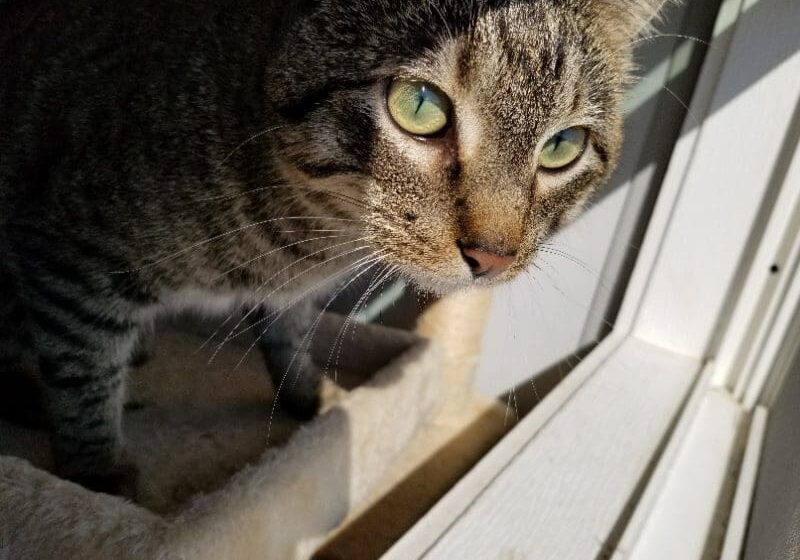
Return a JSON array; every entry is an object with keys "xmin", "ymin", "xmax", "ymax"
[{"xmin": 384, "ymin": 0, "xmax": 800, "ymax": 557}]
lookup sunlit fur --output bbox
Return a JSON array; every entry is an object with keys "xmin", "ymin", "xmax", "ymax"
[{"xmin": 0, "ymin": 0, "xmax": 666, "ymax": 488}]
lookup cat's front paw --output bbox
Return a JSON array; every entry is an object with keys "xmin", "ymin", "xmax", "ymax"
[
  {"xmin": 278, "ymin": 384, "xmax": 321, "ymax": 421},
  {"xmin": 68, "ymin": 462, "xmax": 139, "ymax": 499},
  {"xmin": 267, "ymin": 353, "xmax": 323, "ymax": 421}
]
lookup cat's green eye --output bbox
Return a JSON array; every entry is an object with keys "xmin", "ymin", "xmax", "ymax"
[
  {"xmin": 538, "ymin": 127, "xmax": 587, "ymax": 170},
  {"xmin": 387, "ymin": 79, "xmax": 451, "ymax": 137}
]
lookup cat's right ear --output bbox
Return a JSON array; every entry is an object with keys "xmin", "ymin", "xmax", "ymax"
[{"xmin": 583, "ymin": 0, "xmax": 670, "ymax": 40}]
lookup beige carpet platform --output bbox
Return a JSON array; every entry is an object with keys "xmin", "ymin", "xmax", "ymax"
[{"xmin": 0, "ymin": 291, "xmax": 510, "ymax": 560}]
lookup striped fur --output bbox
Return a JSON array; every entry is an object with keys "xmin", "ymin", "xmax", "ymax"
[{"xmin": 0, "ymin": 0, "xmax": 665, "ymax": 491}]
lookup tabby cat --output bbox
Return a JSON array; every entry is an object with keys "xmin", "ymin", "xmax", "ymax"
[{"xmin": 0, "ymin": 0, "xmax": 666, "ymax": 493}]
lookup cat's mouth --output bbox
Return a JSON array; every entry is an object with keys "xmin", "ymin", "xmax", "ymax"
[{"xmin": 393, "ymin": 252, "xmax": 521, "ymax": 296}]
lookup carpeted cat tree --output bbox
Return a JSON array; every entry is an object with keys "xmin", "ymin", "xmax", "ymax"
[{"xmin": 0, "ymin": 290, "xmax": 508, "ymax": 560}]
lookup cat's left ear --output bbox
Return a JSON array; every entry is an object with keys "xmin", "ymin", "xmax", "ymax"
[{"xmin": 583, "ymin": 0, "xmax": 670, "ymax": 39}]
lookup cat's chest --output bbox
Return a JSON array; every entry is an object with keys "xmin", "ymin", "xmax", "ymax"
[
  {"xmin": 134, "ymin": 288, "xmax": 289, "ymax": 326},
  {"xmin": 134, "ymin": 242, "xmax": 361, "ymax": 324},
  {"xmin": 159, "ymin": 288, "xmax": 255, "ymax": 317}
]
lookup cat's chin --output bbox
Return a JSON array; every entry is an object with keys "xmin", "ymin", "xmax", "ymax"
[
  {"xmin": 413, "ymin": 281, "xmax": 472, "ymax": 298},
  {"xmin": 403, "ymin": 266, "xmax": 522, "ymax": 297},
  {"xmin": 399, "ymin": 267, "xmax": 487, "ymax": 297}
]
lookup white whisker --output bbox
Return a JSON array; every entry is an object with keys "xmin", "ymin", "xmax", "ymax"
[
  {"xmin": 232, "ymin": 249, "xmax": 384, "ymax": 371},
  {"xmin": 207, "ymin": 239, "xmax": 373, "ymax": 363},
  {"xmin": 324, "ymin": 263, "xmax": 398, "ymax": 381},
  {"xmin": 212, "ymin": 234, "xmax": 348, "ymax": 281},
  {"xmin": 264, "ymin": 254, "xmax": 387, "ymax": 443},
  {"xmin": 110, "ymin": 216, "xmax": 363, "ymax": 274},
  {"xmin": 220, "ymin": 125, "xmax": 285, "ymax": 165}
]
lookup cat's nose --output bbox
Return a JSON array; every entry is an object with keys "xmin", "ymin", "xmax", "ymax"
[{"xmin": 459, "ymin": 245, "xmax": 515, "ymax": 279}]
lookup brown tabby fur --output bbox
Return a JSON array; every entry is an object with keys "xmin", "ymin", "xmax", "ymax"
[{"xmin": 0, "ymin": 0, "xmax": 665, "ymax": 492}]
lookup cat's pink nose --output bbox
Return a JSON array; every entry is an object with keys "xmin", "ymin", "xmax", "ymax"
[{"xmin": 460, "ymin": 246, "xmax": 515, "ymax": 279}]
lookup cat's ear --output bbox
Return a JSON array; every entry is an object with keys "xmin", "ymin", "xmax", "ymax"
[{"xmin": 583, "ymin": 0, "xmax": 669, "ymax": 39}]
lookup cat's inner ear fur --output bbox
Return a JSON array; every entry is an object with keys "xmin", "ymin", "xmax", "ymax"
[{"xmin": 584, "ymin": 0, "xmax": 670, "ymax": 39}]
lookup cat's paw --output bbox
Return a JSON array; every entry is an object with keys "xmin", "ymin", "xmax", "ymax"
[
  {"xmin": 0, "ymin": 368, "xmax": 45, "ymax": 429},
  {"xmin": 69, "ymin": 462, "xmax": 139, "ymax": 499},
  {"xmin": 264, "ymin": 348, "xmax": 323, "ymax": 421},
  {"xmin": 278, "ymin": 387, "xmax": 321, "ymax": 421}
]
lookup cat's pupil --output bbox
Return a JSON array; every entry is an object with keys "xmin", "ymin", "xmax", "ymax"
[{"xmin": 414, "ymin": 91, "xmax": 426, "ymax": 114}]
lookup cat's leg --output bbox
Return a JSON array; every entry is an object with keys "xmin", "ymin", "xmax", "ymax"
[
  {"xmin": 0, "ymin": 273, "xmax": 43, "ymax": 428},
  {"xmin": 253, "ymin": 298, "xmax": 322, "ymax": 420},
  {"xmin": 25, "ymin": 292, "xmax": 140, "ymax": 495}
]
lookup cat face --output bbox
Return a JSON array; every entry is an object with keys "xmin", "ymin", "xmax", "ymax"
[{"xmin": 270, "ymin": 0, "xmax": 665, "ymax": 294}]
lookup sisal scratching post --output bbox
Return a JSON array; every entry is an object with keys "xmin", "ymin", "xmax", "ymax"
[
  {"xmin": 415, "ymin": 288, "xmax": 494, "ymax": 415},
  {"xmin": 313, "ymin": 289, "xmax": 511, "ymax": 560}
]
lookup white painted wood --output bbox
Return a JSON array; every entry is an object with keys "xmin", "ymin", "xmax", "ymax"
[
  {"xmin": 720, "ymin": 406, "xmax": 768, "ymax": 560},
  {"xmin": 711, "ymin": 142, "xmax": 800, "ymax": 404},
  {"xmin": 617, "ymin": 136, "xmax": 799, "ymax": 557},
  {"xmin": 612, "ymin": 362, "xmax": 714, "ymax": 560},
  {"xmin": 609, "ymin": 5, "xmax": 800, "ymax": 558},
  {"xmin": 738, "ymin": 144, "xmax": 800, "ymax": 408},
  {"xmin": 624, "ymin": 390, "xmax": 743, "ymax": 560},
  {"xmin": 714, "ymin": 143, "xmax": 800, "ymax": 392},
  {"xmin": 382, "ymin": 332, "xmax": 626, "ymax": 560},
  {"xmin": 757, "ymin": 299, "xmax": 800, "ymax": 408},
  {"xmin": 614, "ymin": 65, "xmax": 800, "ymax": 560},
  {"xmin": 580, "ymin": 0, "xmax": 735, "ymax": 346},
  {"xmin": 614, "ymin": 0, "xmax": 747, "ymax": 335},
  {"xmin": 631, "ymin": 0, "xmax": 800, "ymax": 358},
  {"xmin": 414, "ymin": 337, "xmax": 697, "ymax": 560},
  {"xmin": 741, "ymin": 251, "xmax": 800, "ymax": 408}
]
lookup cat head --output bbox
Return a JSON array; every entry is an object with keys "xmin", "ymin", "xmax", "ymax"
[{"xmin": 267, "ymin": 0, "xmax": 667, "ymax": 294}]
